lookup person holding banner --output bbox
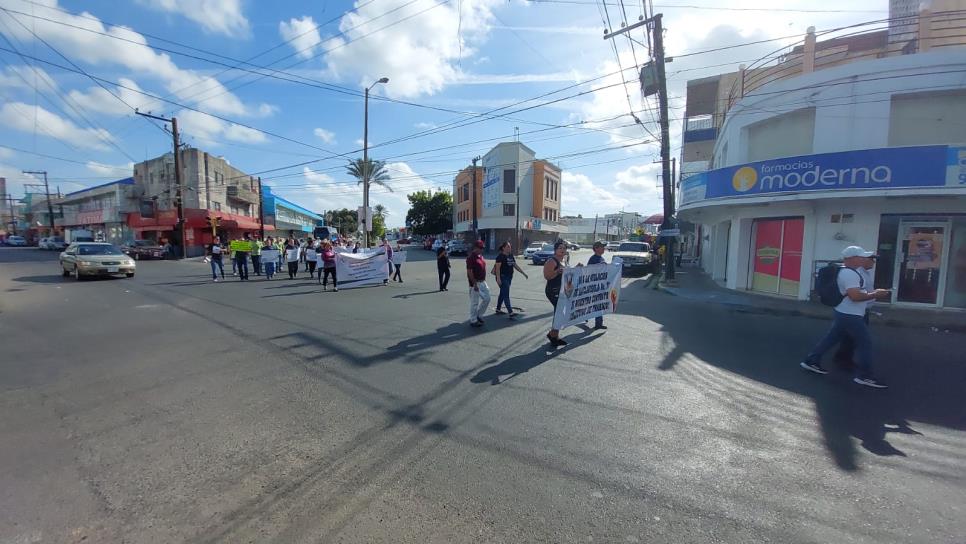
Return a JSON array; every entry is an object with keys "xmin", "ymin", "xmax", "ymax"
[
  {"xmin": 586, "ymin": 241, "xmax": 608, "ymax": 330},
  {"xmin": 262, "ymin": 240, "xmax": 277, "ymax": 279},
  {"xmin": 285, "ymin": 239, "xmax": 300, "ymax": 279},
  {"xmin": 207, "ymin": 239, "xmax": 225, "ymax": 282},
  {"xmin": 494, "ymin": 241, "xmax": 528, "ymax": 319},
  {"xmin": 383, "ymin": 239, "xmax": 394, "ymax": 285},
  {"xmin": 231, "ymin": 234, "xmax": 252, "ymax": 281},
  {"xmin": 320, "ymin": 240, "xmax": 338, "ymax": 291},
  {"xmin": 466, "ymin": 240, "xmax": 491, "ymax": 327},
  {"xmin": 543, "ymin": 241, "xmax": 568, "ymax": 346},
  {"xmin": 250, "ymin": 236, "xmax": 262, "ymax": 276}
]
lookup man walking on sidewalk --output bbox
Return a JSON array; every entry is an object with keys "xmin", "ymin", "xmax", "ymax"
[
  {"xmin": 800, "ymin": 246, "xmax": 892, "ymax": 388},
  {"xmin": 586, "ymin": 240, "xmax": 608, "ymax": 330},
  {"xmin": 466, "ymin": 240, "xmax": 490, "ymax": 327}
]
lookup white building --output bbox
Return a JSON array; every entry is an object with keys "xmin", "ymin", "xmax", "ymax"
[{"xmin": 679, "ymin": 47, "xmax": 966, "ymax": 310}]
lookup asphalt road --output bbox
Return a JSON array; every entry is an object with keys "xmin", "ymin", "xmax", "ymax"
[{"xmin": 1, "ymin": 247, "xmax": 964, "ymax": 544}]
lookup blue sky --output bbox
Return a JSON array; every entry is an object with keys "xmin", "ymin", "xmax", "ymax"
[{"xmin": 0, "ymin": 0, "xmax": 887, "ymax": 227}]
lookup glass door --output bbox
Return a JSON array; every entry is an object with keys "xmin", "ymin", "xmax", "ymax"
[{"xmin": 892, "ymin": 221, "xmax": 950, "ymax": 306}]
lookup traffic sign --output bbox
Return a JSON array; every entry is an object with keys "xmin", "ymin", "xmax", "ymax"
[{"xmin": 659, "ymin": 228, "xmax": 680, "ymax": 236}]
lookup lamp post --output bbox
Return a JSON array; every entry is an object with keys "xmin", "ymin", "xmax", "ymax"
[{"xmin": 363, "ymin": 77, "xmax": 389, "ymax": 248}]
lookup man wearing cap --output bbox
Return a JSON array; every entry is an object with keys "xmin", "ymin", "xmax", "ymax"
[
  {"xmin": 466, "ymin": 240, "xmax": 490, "ymax": 327},
  {"xmin": 585, "ymin": 241, "xmax": 609, "ymax": 330},
  {"xmin": 801, "ymin": 246, "xmax": 892, "ymax": 388}
]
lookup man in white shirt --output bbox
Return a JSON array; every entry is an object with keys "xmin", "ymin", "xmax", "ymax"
[{"xmin": 801, "ymin": 246, "xmax": 892, "ymax": 388}]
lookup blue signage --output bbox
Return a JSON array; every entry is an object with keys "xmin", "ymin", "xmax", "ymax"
[{"xmin": 682, "ymin": 145, "xmax": 961, "ymax": 205}]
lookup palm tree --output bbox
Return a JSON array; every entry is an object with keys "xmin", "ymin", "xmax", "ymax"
[
  {"xmin": 346, "ymin": 158, "xmax": 392, "ymax": 192},
  {"xmin": 373, "ymin": 204, "xmax": 387, "ymax": 219}
]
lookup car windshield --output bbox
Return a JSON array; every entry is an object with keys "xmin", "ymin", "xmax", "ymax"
[
  {"xmin": 528, "ymin": 243, "xmax": 542, "ymax": 248},
  {"xmin": 133, "ymin": 240, "xmax": 156, "ymax": 246},
  {"xmin": 541, "ymin": 244, "xmax": 554, "ymax": 251},
  {"xmin": 618, "ymin": 243, "xmax": 649, "ymax": 252},
  {"xmin": 51, "ymin": 237, "xmax": 64, "ymax": 242},
  {"xmin": 77, "ymin": 244, "xmax": 124, "ymax": 256}
]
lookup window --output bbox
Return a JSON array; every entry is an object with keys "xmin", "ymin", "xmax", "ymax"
[
  {"xmin": 212, "ymin": 202, "xmax": 222, "ymax": 211},
  {"xmin": 889, "ymin": 90, "xmax": 966, "ymax": 146},
  {"xmin": 461, "ymin": 184, "xmax": 469, "ymax": 203},
  {"xmin": 745, "ymin": 107, "xmax": 815, "ymax": 163},
  {"xmin": 215, "ymin": 172, "xmax": 224, "ymax": 185},
  {"xmin": 503, "ymin": 204, "xmax": 515, "ymax": 217},
  {"xmin": 503, "ymin": 169, "xmax": 516, "ymax": 193}
]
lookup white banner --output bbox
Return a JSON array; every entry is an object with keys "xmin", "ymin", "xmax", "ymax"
[
  {"xmin": 261, "ymin": 249, "xmax": 279, "ymax": 262},
  {"xmin": 286, "ymin": 248, "xmax": 300, "ymax": 261},
  {"xmin": 304, "ymin": 249, "xmax": 317, "ymax": 261},
  {"xmin": 335, "ymin": 250, "xmax": 389, "ymax": 289},
  {"xmin": 551, "ymin": 262, "xmax": 622, "ymax": 330},
  {"xmin": 391, "ymin": 251, "xmax": 407, "ymax": 264}
]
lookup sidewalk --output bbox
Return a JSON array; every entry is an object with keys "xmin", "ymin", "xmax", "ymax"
[{"xmin": 657, "ymin": 264, "xmax": 966, "ymax": 333}]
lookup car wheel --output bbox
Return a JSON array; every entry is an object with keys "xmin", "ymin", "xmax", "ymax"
[
  {"xmin": 62, "ymin": 266, "xmax": 70, "ymax": 277},
  {"xmin": 73, "ymin": 265, "xmax": 82, "ymax": 281}
]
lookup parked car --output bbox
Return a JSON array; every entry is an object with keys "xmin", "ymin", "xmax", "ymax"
[
  {"xmin": 530, "ymin": 243, "xmax": 557, "ymax": 265},
  {"xmin": 447, "ymin": 239, "xmax": 468, "ymax": 256},
  {"xmin": 523, "ymin": 242, "xmax": 544, "ymax": 259},
  {"xmin": 610, "ymin": 241, "xmax": 653, "ymax": 274},
  {"xmin": 39, "ymin": 236, "xmax": 68, "ymax": 250},
  {"xmin": 122, "ymin": 239, "xmax": 166, "ymax": 260},
  {"xmin": 432, "ymin": 239, "xmax": 447, "ymax": 252},
  {"xmin": 561, "ymin": 239, "xmax": 580, "ymax": 251},
  {"xmin": 4, "ymin": 235, "xmax": 27, "ymax": 246},
  {"xmin": 397, "ymin": 238, "xmax": 411, "ymax": 245},
  {"xmin": 605, "ymin": 241, "xmax": 621, "ymax": 252},
  {"xmin": 60, "ymin": 243, "xmax": 136, "ymax": 280}
]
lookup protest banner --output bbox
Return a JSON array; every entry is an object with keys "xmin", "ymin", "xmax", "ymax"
[
  {"xmin": 261, "ymin": 249, "xmax": 279, "ymax": 262},
  {"xmin": 229, "ymin": 240, "xmax": 252, "ymax": 253},
  {"xmin": 285, "ymin": 248, "xmax": 300, "ymax": 261},
  {"xmin": 304, "ymin": 248, "xmax": 317, "ymax": 261},
  {"xmin": 551, "ymin": 261, "xmax": 622, "ymax": 331},
  {"xmin": 335, "ymin": 250, "xmax": 389, "ymax": 289},
  {"xmin": 391, "ymin": 251, "xmax": 407, "ymax": 264}
]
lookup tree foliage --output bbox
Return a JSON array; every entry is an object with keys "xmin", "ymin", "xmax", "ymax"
[
  {"xmin": 325, "ymin": 208, "xmax": 358, "ymax": 234},
  {"xmin": 346, "ymin": 158, "xmax": 392, "ymax": 191},
  {"xmin": 405, "ymin": 190, "xmax": 453, "ymax": 235}
]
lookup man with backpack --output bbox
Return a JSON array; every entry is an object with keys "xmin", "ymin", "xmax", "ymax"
[{"xmin": 801, "ymin": 246, "xmax": 892, "ymax": 388}]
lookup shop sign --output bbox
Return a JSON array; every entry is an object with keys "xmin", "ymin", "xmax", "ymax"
[{"xmin": 683, "ymin": 145, "xmax": 963, "ymax": 204}]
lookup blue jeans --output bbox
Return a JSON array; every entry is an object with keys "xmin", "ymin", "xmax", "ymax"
[
  {"xmin": 234, "ymin": 255, "xmax": 249, "ymax": 280},
  {"xmin": 264, "ymin": 261, "xmax": 275, "ymax": 279},
  {"xmin": 805, "ymin": 311, "xmax": 874, "ymax": 379},
  {"xmin": 496, "ymin": 275, "xmax": 512, "ymax": 312},
  {"xmin": 210, "ymin": 257, "xmax": 224, "ymax": 279}
]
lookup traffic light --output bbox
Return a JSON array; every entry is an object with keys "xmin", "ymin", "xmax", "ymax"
[{"xmin": 208, "ymin": 216, "xmax": 221, "ymax": 237}]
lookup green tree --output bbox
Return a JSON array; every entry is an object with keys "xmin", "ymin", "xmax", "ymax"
[
  {"xmin": 325, "ymin": 208, "xmax": 358, "ymax": 234},
  {"xmin": 405, "ymin": 190, "xmax": 453, "ymax": 235},
  {"xmin": 372, "ymin": 214, "xmax": 386, "ymax": 240},
  {"xmin": 346, "ymin": 158, "xmax": 392, "ymax": 191}
]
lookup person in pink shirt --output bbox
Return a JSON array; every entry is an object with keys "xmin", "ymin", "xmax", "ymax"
[{"xmin": 320, "ymin": 240, "xmax": 338, "ymax": 292}]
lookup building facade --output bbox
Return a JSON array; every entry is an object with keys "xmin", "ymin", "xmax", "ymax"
[
  {"xmin": 452, "ymin": 142, "xmax": 567, "ymax": 249},
  {"xmin": 57, "ymin": 177, "xmax": 136, "ymax": 244},
  {"xmin": 262, "ymin": 185, "xmax": 323, "ymax": 237},
  {"xmin": 129, "ymin": 148, "xmax": 262, "ymax": 255},
  {"xmin": 559, "ymin": 215, "xmax": 618, "ymax": 244},
  {"xmin": 679, "ymin": 46, "xmax": 966, "ymax": 310}
]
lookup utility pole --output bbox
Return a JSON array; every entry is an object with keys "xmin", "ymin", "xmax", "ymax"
[
  {"xmin": 256, "ymin": 176, "xmax": 264, "ymax": 240},
  {"xmin": 363, "ymin": 77, "xmax": 389, "ymax": 248},
  {"xmin": 604, "ymin": 11, "xmax": 674, "ymax": 280},
  {"xmin": 592, "ymin": 213, "xmax": 598, "ymax": 241},
  {"xmin": 22, "ymin": 170, "xmax": 54, "ymax": 236},
  {"xmin": 4, "ymin": 195, "xmax": 17, "ymax": 235},
  {"xmin": 471, "ymin": 156, "xmax": 480, "ymax": 241},
  {"xmin": 137, "ymin": 111, "xmax": 188, "ymax": 258}
]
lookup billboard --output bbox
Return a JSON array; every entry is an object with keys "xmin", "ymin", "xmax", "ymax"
[{"xmin": 483, "ymin": 167, "xmax": 501, "ymax": 210}]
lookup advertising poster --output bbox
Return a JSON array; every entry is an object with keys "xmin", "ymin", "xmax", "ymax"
[
  {"xmin": 483, "ymin": 167, "xmax": 501, "ymax": 210},
  {"xmin": 335, "ymin": 251, "xmax": 389, "ymax": 289},
  {"xmin": 907, "ymin": 232, "xmax": 943, "ymax": 269},
  {"xmin": 551, "ymin": 262, "xmax": 622, "ymax": 331}
]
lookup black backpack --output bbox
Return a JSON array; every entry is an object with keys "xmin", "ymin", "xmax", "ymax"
[{"xmin": 816, "ymin": 263, "xmax": 862, "ymax": 306}]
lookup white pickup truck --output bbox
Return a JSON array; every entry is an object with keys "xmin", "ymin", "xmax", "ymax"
[{"xmin": 609, "ymin": 241, "xmax": 654, "ymax": 274}]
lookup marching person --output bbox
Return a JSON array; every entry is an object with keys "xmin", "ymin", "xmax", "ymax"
[
  {"xmin": 303, "ymin": 238, "xmax": 317, "ymax": 277},
  {"xmin": 392, "ymin": 251, "xmax": 404, "ymax": 283},
  {"xmin": 320, "ymin": 240, "xmax": 338, "ymax": 291},
  {"xmin": 437, "ymin": 245, "xmax": 451, "ymax": 291},
  {"xmin": 383, "ymin": 238, "xmax": 394, "ymax": 285},
  {"xmin": 466, "ymin": 240, "xmax": 490, "ymax": 327},
  {"xmin": 207, "ymin": 239, "xmax": 225, "ymax": 282},
  {"xmin": 800, "ymin": 246, "xmax": 891, "ymax": 389},
  {"xmin": 262, "ymin": 238, "xmax": 276, "ymax": 280},
  {"xmin": 286, "ymin": 238, "xmax": 300, "ymax": 279},
  {"xmin": 234, "ymin": 233, "xmax": 251, "ymax": 281},
  {"xmin": 250, "ymin": 236, "xmax": 262, "ymax": 276},
  {"xmin": 585, "ymin": 240, "xmax": 608, "ymax": 330},
  {"xmin": 493, "ymin": 241, "xmax": 528, "ymax": 319},
  {"xmin": 543, "ymin": 241, "xmax": 568, "ymax": 347}
]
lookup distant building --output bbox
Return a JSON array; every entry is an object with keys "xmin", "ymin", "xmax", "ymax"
[
  {"xmin": 559, "ymin": 215, "xmax": 618, "ymax": 244},
  {"xmin": 57, "ymin": 177, "xmax": 135, "ymax": 244},
  {"xmin": 261, "ymin": 185, "xmax": 323, "ymax": 237},
  {"xmin": 452, "ymin": 141, "xmax": 566, "ymax": 250}
]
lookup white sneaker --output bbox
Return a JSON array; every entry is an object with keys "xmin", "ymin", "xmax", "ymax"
[{"xmin": 853, "ymin": 377, "xmax": 888, "ymax": 389}]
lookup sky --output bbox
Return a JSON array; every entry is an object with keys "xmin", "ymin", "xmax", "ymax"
[{"xmin": 0, "ymin": 0, "xmax": 889, "ymax": 227}]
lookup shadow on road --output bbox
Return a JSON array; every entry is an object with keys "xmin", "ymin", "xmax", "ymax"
[
  {"xmin": 470, "ymin": 330, "xmax": 601, "ymax": 385},
  {"xmin": 619, "ymin": 286, "xmax": 966, "ymax": 472},
  {"xmin": 10, "ymin": 274, "xmax": 68, "ymax": 284},
  {"xmin": 385, "ymin": 312, "xmax": 552, "ymax": 354}
]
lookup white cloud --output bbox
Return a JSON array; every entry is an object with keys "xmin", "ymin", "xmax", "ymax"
[
  {"xmin": 414, "ymin": 122, "xmax": 437, "ymax": 130},
  {"xmin": 302, "ymin": 167, "xmax": 335, "ymax": 187},
  {"xmin": 0, "ymin": 147, "xmax": 13, "ymax": 160},
  {"xmin": 560, "ymin": 171, "xmax": 627, "ymax": 216},
  {"xmin": 176, "ymin": 109, "xmax": 267, "ymax": 145},
  {"xmin": 279, "ymin": 16, "xmax": 323, "ymax": 60},
  {"xmin": 1, "ymin": 0, "xmax": 270, "ymax": 117},
  {"xmin": 68, "ymin": 78, "xmax": 163, "ymax": 116},
  {"xmin": 313, "ymin": 128, "xmax": 337, "ymax": 144},
  {"xmin": 613, "ymin": 163, "xmax": 662, "ymax": 196},
  {"xmin": 322, "ymin": 0, "xmax": 501, "ymax": 98},
  {"xmin": 0, "ymin": 102, "xmax": 113, "ymax": 151},
  {"xmin": 354, "ymin": 138, "xmax": 366, "ymax": 147},
  {"xmin": 0, "ymin": 65, "xmax": 58, "ymax": 93},
  {"xmin": 450, "ymin": 71, "xmax": 578, "ymax": 85},
  {"xmin": 86, "ymin": 161, "xmax": 134, "ymax": 176},
  {"xmin": 139, "ymin": 0, "xmax": 249, "ymax": 37}
]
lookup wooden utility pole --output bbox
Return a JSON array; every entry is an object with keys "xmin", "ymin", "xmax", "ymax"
[
  {"xmin": 471, "ymin": 156, "xmax": 480, "ymax": 241},
  {"xmin": 22, "ymin": 170, "xmax": 54, "ymax": 236},
  {"xmin": 256, "ymin": 176, "xmax": 265, "ymax": 240},
  {"xmin": 137, "ymin": 111, "xmax": 188, "ymax": 258},
  {"xmin": 3, "ymin": 195, "xmax": 17, "ymax": 235},
  {"xmin": 605, "ymin": 12, "xmax": 675, "ymax": 279}
]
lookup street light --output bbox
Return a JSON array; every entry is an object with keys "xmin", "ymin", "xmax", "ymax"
[{"xmin": 363, "ymin": 76, "xmax": 389, "ymax": 248}]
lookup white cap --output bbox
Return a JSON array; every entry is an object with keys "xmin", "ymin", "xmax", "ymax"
[{"xmin": 841, "ymin": 245, "xmax": 876, "ymax": 258}]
